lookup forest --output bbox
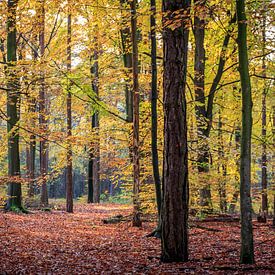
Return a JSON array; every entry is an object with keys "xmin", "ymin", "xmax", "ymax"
[{"xmin": 0, "ymin": 0, "xmax": 274, "ymax": 273}]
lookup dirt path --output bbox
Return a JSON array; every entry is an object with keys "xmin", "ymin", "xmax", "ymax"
[{"xmin": 0, "ymin": 204, "xmax": 274, "ymax": 274}]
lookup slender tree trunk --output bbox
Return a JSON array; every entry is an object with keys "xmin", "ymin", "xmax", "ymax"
[
  {"xmin": 236, "ymin": 0, "xmax": 255, "ymax": 264},
  {"xmin": 161, "ymin": 0, "xmax": 190, "ymax": 262},
  {"xmin": 66, "ymin": 9, "xmax": 73, "ymax": 213},
  {"xmin": 38, "ymin": 0, "xmax": 48, "ymax": 207},
  {"xmin": 26, "ymin": 97, "xmax": 36, "ymax": 197},
  {"xmin": 120, "ymin": 0, "xmax": 133, "ymax": 123},
  {"xmin": 229, "ymin": 126, "xmax": 241, "ymax": 213},
  {"xmin": 150, "ymin": 0, "xmax": 161, "ymax": 217},
  {"xmin": 87, "ymin": 145, "xmax": 94, "ymax": 203},
  {"xmin": 6, "ymin": 0, "xmax": 22, "ymax": 210},
  {"xmin": 261, "ymin": 2, "xmax": 268, "ymax": 218},
  {"xmin": 131, "ymin": 0, "xmax": 141, "ymax": 227},
  {"xmin": 88, "ymin": 35, "xmax": 100, "ymax": 204},
  {"xmin": 193, "ymin": 0, "xmax": 212, "ymax": 211},
  {"xmin": 218, "ymin": 112, "xmax": 227, "ymax": 213}
]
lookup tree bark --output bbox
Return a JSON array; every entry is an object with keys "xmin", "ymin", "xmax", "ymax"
[
  {"xmin": 88, "ymin": 30, "xmax": 100, "ymax": 204},
  {"xmin": 66, "ymin": 9, "xmax": 73, "ymax": 213},
  {"xmin": 261, "ymin": 2, "xmax": 268, "ymax": 218},
  {"xmin": 120, "ymin": 0, "xmax": 133, "ymax": 123},
  {"xmin": 193, "ymin": 0, "xmax": 212, "ymax": 211},
  {"xmin": 236, "ymin": 0, "xmax": 255, "ymax": 264},
  {"xmin": 150, "ymin": 0, "xmax": 161, "ymax": 217},
  {"xmin": 6, "ymin": 0, "xmax": 22, "ymax": 210},
  {"xmin": 218, "ymin": 112, "xmax": 227, "ymax": 213},
  {"xmin": 161, "ymin": 0, "xmax": 190, "ymax": 262},
  {"xmin": 229, "ymin": 126, "xmax": 241, "ymax": 213},
  {"xmin": 131, "ymin": 0, "xmax": 141, "ymax": 227},
  {"xmin": 38, "ymin": 0, "xmax": 48, "ymax": 207},
  {"xmin": 272, "ymin": 106, "xmax": 275, "ymax": 226}
]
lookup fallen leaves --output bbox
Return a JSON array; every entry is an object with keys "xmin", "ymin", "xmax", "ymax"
[{"xmin": 0, "ymin": 203, "xmax": 274, "ymax": 274}]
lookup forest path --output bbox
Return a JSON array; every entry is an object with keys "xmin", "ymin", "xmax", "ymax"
[{"xmin": 0, "ymin": 203, "xmax": 274, "ymax": 274}]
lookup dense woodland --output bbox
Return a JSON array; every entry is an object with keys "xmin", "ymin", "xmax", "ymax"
[{"xmin": 0, "ymin": 0, "xmax": 274, "ymax": 273}]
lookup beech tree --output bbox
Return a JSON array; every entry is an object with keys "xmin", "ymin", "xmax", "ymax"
[
  {"xmin": 161, "ymin": 0, "xmax": 190, "ymax": 262},
  {"xmin": 236, "ymin": 0, "xmax": 255, "ymax": 264},
  {"xmin": 66, "ymin": 4, "xmax": 73, "ymax": 213},
  {"xmin": 6, "ymin": 0, "xmax": 22, "ymax": 210}
]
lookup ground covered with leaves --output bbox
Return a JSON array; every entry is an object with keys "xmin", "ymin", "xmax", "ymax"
[{"xmin": 0, "ymin": 203, "xmax": 274, "ymax": 274}]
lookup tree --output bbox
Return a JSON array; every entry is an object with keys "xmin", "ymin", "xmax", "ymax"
[
  {"xmin": 120, "ymin": 0, "xmax": 133, "ymax": 123},
  {"xmin": 150, "ymin": 0, "xmax": 161, "ymax": 217},
  {"xmin": 161, "ymin": 0, "xmax": 190, "ymax": 262},
  {"xmin": 236, "ymin": 0, "xmax": 255, "ymax": 264},
  {"xmin": 38, "ymin": 0, "xmax": 48, "ymax": 207},
  {"xmin": 261, "ymin": 1, "xmax": 268, "ymax": 219},
  {"xmin": 131, "ymin": 0, "xmax": 141, "ymax": 227},
  {"xmin": 66, "ymin": 5, "xmax": 73, "ymax": 213},
  {"xmin": 6, "ymin": 0, "xmax": 22, "ymax": 210},
  {"xmin": 193, "ymin": 0, "xmax": 212, "ymax": 211}
]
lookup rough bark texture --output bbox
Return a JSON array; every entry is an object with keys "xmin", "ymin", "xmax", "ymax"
[
  {"xmin": 236, "ymin": 0, "xmax": 255, "ymax": 264},
  {"xmin": 6, "ymin": 0, "xmax": 22, "ymax": 210},
  {"xmin": 66, "ymin": 11, "xmax": 73, "ymax": 213},
  {"xmin": 38, "ymin": 0, "xmax": 48, "ymax": 207},
  {"xmin": 150, "ymin": 0, "xmax": 161, "ymax": 217},
  {"xmin": 161, "ymin": 0, "xmax": 190, "ymax": 262},
  {"xmin": 131, "ymin": 0, "xmax": 141, "ymax": 227}
]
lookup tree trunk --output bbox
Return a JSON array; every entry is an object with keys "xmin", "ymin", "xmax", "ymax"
[
  {"xmin": 87, "ymin": 149, "xmax": 94, "ymax": 203},
  {"xmin": 38, "ymin": 0, "xmax": 48, "ymax": 207},
  {"xmin": 261, "ymin": 2, "xmax": 268, "ymax": 218},
  {"xmin": 193, "ymin": 0, "xmax": 212, "ymax": 211},
  {"xmin": 218, "ymin": 112, "xmax": 227, "ymax": 213},
  {"xmin": 272, "ymin": 106, "xmax": 275, "ymax": 226},
  {"xmin": 150, "ymin": 0, "xmax": 161, "ymax": 217},
  {"xmin": 26, "ymin": 97, "xmax": 36, "ymax": 197},
  {"xmin": 161, "ymin": 0, "xmax": 190, "ymax": 262},
  {"xmin": 120, "ymin": 0, "xmax": 133, "ymax": 123},
  {"xmin": 6, "ymin": 0, "xmax": 22, "ymax": 210},
  {"xmin": 229, "ymin": 126, "xmax": 241, "ymax": 213},
  {"xmin": 236, "ymin": 0, "xmax": 255, "ymax": 264},
  {"xmin": 131, "ymin": 0, "xmax": 141, "ymax": 227},
  {"xmin": 66, "ymin": 9, "xmax": 73, "ymax": 213},
  {"xmin": 88, "ymin": 32, "xmax": 100, "ymax": 204}
]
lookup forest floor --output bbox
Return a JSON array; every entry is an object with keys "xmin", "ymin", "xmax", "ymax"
[{"xmin": 0, "ymin": 203, "xmax": 274, "ymax": 274}]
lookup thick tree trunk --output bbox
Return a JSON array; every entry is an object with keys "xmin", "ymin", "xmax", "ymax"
[
  {"xmin": 131, "ymin": 0, "xmax": 141, "ymax": 227},
  {"xmin": 261, "ymin": 3, "xmax": 268, "ymax": 218},
  {"xmin": 150, "ymin": 0, "xmax": 161, "ymax": 217},
  {"xmin": 66, "ymin": 11, "xmax": 73, "ymax": 213},
  {"xmin": 38, "ymin": 0, "xmax": 48, "ymax": 207},
  {"xmin": 120, "ymin": 0, "xmax": 133, "ymax": 123},
  {"xmin": 6, "ymin": 0, "xmax": 22, "ymax": 210},
  {"xmin": 161, "ymin": 0, "xmax": 190, "ymax": 262},
  {"xmin": 236, "ymin": 0, "xmax": 255, "ymax": 264}
]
